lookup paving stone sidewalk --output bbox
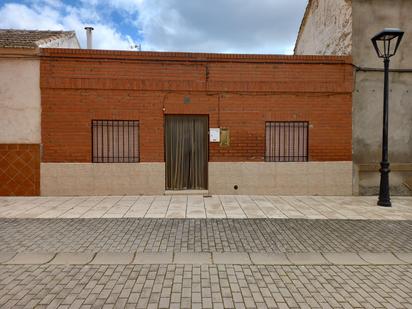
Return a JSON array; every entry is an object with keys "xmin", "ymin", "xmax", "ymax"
[
  {"xmin": 0, "ymin": 264, "xmax": 410, "ymax": 308},
  {"xmin": 1, "ymin": 218, "xmax": 411, "ymax": 253},
  {"xmin": 1, "ymin": 195, "xmax": 411, "ymax": 220}
]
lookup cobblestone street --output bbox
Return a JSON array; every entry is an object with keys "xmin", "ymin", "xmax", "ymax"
[
  {"xmin": 0, "ymin": 196, "xmax": 411, "ymax": 308},
  {"xmin": 1, "ymin": 218, "xmax": 412, "ymax": 253},
  {"xmin": 0, "ymin": 264, "xmax": 411, "ymax": 308}
]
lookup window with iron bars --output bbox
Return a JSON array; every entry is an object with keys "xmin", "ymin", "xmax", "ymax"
[
  {"xmin": 265, "ymin": 121, "xmax": 309, "ymax": 162},
  {"xmin": 92, "ymin": 120, "xmax": 139, "ymax": 163}
]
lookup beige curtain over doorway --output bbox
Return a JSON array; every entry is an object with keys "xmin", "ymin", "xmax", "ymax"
[{"xmin": 165, "ymin": 115, "xmax": 208, "ymax": 190}]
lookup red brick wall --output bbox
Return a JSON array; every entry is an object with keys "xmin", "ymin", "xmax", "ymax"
[
  {"xmin": 40, "ymin": 49, "xmax": 352, "ymax": 163},
  {"xmin": 0, "ymin": 144, "xmax": 40, "ymax": 196}
]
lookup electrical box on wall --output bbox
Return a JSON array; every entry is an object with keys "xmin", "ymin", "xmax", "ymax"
[
  {"xmin": 220, "ymin": 128, "xmax": 230, "ymax": 146},
  {"xmin": 209, "ymin": 128, "xmax": 220, "ymax": 142}
]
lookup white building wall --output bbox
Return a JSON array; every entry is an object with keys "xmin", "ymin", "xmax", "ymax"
[
  {"xmin": 294, "ymin": 0, "xmax": 352, "ymax": 55},
  {"xmin": 351, "ymin": 0, "xmax": 412, "ymax": 195},
  {"xmin": 0, "ymin": 59, "xmax": 41, "ymax": 143},
  {"xmin": 39, "ymin": 36, "xmax": 80, "ymax": 48}
]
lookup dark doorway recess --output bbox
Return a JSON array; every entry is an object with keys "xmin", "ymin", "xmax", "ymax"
[{"xmin": 165, "ymin": 115, "xmax": 208, "ymax": 190}]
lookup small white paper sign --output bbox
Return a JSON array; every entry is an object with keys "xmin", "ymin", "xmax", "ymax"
[{"xmin": 210, "ymin": 128, "xmax": 220, "ymax": 142}]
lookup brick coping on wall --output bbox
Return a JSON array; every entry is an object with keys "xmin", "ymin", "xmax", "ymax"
[{"xmin": 40, "ymin": 48, "xmax": 352, "ymax": 64}]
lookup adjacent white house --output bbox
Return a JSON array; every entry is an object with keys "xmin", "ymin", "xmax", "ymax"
[
  {"xmin": 295, "ymin": 0, "xmax": 412, "ymax": 196},
  {"xmin": 0, "ymin": 29, "xmax": 80, "ymax": 195}
]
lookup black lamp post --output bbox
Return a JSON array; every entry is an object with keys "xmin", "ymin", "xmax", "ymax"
[{"xmin": 371, "ymin": 28, "xmax": 404, "ymax": 207}]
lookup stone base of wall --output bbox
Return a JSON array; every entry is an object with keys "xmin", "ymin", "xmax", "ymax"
[
  {"xmin": 357, "ymin": 163, "xmax": 412, "ymax": 196},
  {"xmin": 209, "ymin": 162, "xmax": 353, "ymax": 195},
  {"xmin": 0, "ymin": 144, "xmax": 40, "ymax": 196},
  {"xmin": 41, "ymin": 163, "xmax": 165, "ymax": 196},
  {"xmin": 41, "ymin": 161, "xmax": 352, "ymax": 196}
]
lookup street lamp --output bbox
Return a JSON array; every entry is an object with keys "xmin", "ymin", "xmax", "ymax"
[{"xmin": 371, "ymin": 28, "xmax": 404, "ymax": 207}]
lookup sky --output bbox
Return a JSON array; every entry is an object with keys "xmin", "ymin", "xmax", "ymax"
[{"xmin": 0, "ymin": 0, "xmax": 307, "ymax": 54}]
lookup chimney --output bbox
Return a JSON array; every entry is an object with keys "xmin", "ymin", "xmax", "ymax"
[{"xmin": 84, "ymin": 27, "xmax": 94, "ymax": 49}]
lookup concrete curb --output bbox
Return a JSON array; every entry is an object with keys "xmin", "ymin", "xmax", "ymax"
[
  {"xmin": 0, "ymin": 252, "xmax": 410, "ymax": 266},
  {"xmin": 4, "ymin": 252, "xmax": 56, "ymax": 265}
]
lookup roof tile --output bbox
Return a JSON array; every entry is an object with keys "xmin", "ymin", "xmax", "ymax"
[{"xmin": 0, "ymin": 29, "xmax": 76, "ymax": 48}]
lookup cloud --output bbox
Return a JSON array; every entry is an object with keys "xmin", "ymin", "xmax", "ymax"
[
  {"xmin": 0, "ymin": 0, "xmax": 307, "ymax": 54},
  {"xmin": 134, "ymin": 0, "xmax": 307, "ymax": 54},
  {"xmin": 0, "ymin": 1, "xmax": 138, "ymax": 50},
  {"xmin": 0, "ymin": 3, "xmax": 63, "ymax": 29}
]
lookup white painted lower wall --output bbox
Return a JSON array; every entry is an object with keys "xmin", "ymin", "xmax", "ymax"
[
  {"xmin": 41, "ymin": 163, "xmax": 165, "ymax": 196},
  {"xmin": 208, "ymin": 162, "xmax": 353, "ymax": 195},
  {"xmin": 357, "ymin": 163, "xmax": 412, "ymax": 196},
  {"xmin": 41, "ymin": 161, "xmax": 353, "ymax": 196}
]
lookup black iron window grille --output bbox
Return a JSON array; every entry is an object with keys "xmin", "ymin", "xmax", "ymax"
[
  {"xmin": 265, "ymin": 121, "xmax": 309, "ymax": 162},
  {"xmin": 92, "ymin": 120, "xmax": 139, "ymax": 163}
]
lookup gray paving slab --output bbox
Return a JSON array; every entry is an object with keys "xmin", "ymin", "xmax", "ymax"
[
  {"xmin": 0, "ymin": 252, "xmax": 16, "ymax": 263},
  {"xmin": 322, "ymin": 252, "xmax": 370, "ymax": 265},
  {"xmin": 394, "ymin": 252, "xmax": 412, "ymax": 263},
  {"xmin": 358, "ymin": 252, "xmax": 407, "ymax": 265},
  {"xmin": 2, "ymin": 195, "xmax": 412, "ymax": 220},
  {"xmin": 287, "ymin": 253, "xmax": 330, "ymax": 265},
  {"xmin": 249, "ymin": 253, "xmax": 290, "ymax": 265},
  {"xmin": 90, "ymin": 252, "xmax": 134, "ymax": 264},
  {"xmin": 5, "ymin": 252, "xmax": 55, "ymax": 264},
  {"xmin": 133, "ymin": 252, "xmax": 173, "ymax": 264},
  {"xmin": 49, "ymin": 252, "xmax": 95, "ymax": 265},
  {"xmin": 212, "ymin": 252, "xmax": 251, "ymax": 264},
  {"xmin": 174, "ymin": 252, "xmax": 212, "ymax": 264}
]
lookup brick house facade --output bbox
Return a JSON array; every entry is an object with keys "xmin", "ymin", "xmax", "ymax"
[{"xmin": 36, "ymin": 48, "xmax": 353, "ymax": 196}]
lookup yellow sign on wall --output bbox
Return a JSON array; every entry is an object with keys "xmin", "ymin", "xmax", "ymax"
[{"xmin": 220, "ymin": 128, "xmax": 230, "ymax": 147}]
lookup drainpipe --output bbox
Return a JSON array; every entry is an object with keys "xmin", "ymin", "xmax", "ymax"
[{"xmin": 353, "ymin": 65, "xmax": 412, "ymax": 73}]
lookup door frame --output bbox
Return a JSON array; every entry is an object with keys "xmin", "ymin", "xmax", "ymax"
[{"xmin": 163, "ymin": 114, "xmax": 209, "ymax": 190}]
